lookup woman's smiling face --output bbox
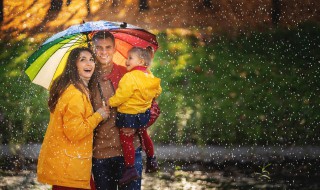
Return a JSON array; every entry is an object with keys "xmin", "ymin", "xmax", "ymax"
[{"xmin": 76, "ymin": 50, "xmax": 95, "ymax": 80}]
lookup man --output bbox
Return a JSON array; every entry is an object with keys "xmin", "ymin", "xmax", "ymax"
[{"xmin": 90, "ymin": 31, "xmax": 143, "ymax": 190}]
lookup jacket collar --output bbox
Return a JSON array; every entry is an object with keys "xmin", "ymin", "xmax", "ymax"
[
  {"xmin": 101, "ymin": 63, "xmax": 127, "ymax": 90},
  {"xmin": 130, "ymin": 66, "xmax": 148, "ymax": 73}
]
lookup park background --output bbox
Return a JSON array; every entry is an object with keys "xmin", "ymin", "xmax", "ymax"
[{"xmin": 0, "ymin": 0, "xmax": 320, "ymax": 189}]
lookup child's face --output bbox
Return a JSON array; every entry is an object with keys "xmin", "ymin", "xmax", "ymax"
[{"xmin": 126, "ymin": 52, "xmax": 144, "ymax": 71}]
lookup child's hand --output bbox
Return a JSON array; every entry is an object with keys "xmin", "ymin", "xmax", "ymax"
[
  {"xmin": 104, "ymin": 106, "xmax": 110, "ymax": 117},
  {"xmin": 106, "ymin": 100, "xmax": 110, "ymax": 108}
]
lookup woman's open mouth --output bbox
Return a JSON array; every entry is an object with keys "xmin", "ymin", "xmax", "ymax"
[{"xmin": 84, "ymin": 68, "xmax": 93, "ymax": 73}]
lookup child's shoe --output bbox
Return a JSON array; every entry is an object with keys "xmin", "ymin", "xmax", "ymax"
[
  {"xmin": 119, "ymin": 166, "xmax": 140, "ymax": 186},
  {"xmin": 145, "ymin": 156, "xmax": 159, "ymax": 173}
]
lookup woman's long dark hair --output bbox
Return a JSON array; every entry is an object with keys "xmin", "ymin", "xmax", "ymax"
[{"xmin": 48, "ymin": 47, "xmax": 98, "ymax": 113}]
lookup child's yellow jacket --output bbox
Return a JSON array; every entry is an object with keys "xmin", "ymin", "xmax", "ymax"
[
  {"xmin": 109, "ymin": 70, "xmax": 162, "ymax": 114},
  {"xmin": 37, "ymin": 84, "xmax": 103, "ymax": 189}
]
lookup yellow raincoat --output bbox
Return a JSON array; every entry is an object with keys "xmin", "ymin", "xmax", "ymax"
[
  {"xmin": 37, "ymin": 84, "xmax": 103, "ymax": 189},
  {"xmin": 109, "ymin": 70, "xmax": 162, "ymax": 114}
]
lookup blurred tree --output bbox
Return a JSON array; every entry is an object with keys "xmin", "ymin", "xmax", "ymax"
[
  {"xmin": 0, "ymin": 40, "xmax": 49, "ymax": 145},
  {"xmin": 151, "ymin": 23, "xmax": 320, "ymax": 146},
  {"xmin": 29, "ymin": 0, "xmax": 62, "ymax": 33},
  {"xmin": 112, "ymin": 0, "xmax": 119, "ymax": 7},
  {"xmin": 65, "ymin": 0, "xmax": 90, "ymax": 15},
  {"xmin": 0, "ymin": 0, "xmax": 3, "ymax": 22},
  {"xmin": 0, "ymin": 110, "xmax": 4, "ymax": 143},
  {"xmin": 203, "ymin": 0, "xmax": 212, "ymax": 8},
  {"xmin": 86, "ymin": 0, "xmax": 91, "ymax": 15},
  {"xmin": 139, "ymin": 0, "xmax": 149, "ymax": 11},
  {"xmin": 271, "ymin": 0, "xmax": 281, "ymax": 25},
  {"xmin": 49, "ymin": 0, "xmax": 63, "ymax": 11}
]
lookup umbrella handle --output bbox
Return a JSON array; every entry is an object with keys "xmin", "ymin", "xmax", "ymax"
[{"xmin": 98, "ymin": 81, "xmax": 106, "ymax": 107}]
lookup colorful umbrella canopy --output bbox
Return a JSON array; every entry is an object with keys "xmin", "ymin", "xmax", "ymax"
[{"xmin": 25, "ymin": 20, "xmax": 158, "ymax": 89}]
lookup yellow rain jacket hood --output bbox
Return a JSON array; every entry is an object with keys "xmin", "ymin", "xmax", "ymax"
[
  {"xmin": 109, "ymin": 70, "xmax": 162, "ymax": 114},
  {"xmin": 37, "ymin": 85, "xmax": 103, "ymax": 189}
]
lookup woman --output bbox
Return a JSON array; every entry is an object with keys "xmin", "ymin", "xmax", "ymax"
[{"xmin": 37, "ymin": 47, "xmax": 109, "ymax": 189}]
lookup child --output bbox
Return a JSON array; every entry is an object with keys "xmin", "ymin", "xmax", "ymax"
[{"xmin": 108, "ymin": 46, "xmax": 162, "ymax": 185}]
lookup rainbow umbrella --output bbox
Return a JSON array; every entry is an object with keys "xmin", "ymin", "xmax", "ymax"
[{"xmin": 25, "ymin": 20, "xmax": 158, "ymax": 89}]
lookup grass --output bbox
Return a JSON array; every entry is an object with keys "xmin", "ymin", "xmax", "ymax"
[{"xmin": 151, "ymin": 22, "xmax": 320, "ymax": 146}]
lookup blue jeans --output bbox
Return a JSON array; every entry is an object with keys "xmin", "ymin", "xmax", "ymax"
[{"xmin": 92, "ymin": 147, "xmax": 143, "ymax": 190}]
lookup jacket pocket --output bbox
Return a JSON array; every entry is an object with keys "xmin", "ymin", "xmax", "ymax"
[{"xmin": 64, "ymin": 150, "xmax": 91, "ymax": 180}]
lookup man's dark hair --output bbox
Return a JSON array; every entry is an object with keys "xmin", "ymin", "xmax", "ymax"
[{"xmin": 92, "ymin": 31, "xmax": 115, "ymax": 45}]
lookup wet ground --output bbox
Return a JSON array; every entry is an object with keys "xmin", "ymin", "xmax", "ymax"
[
  {"xmin": 1, "ymin": 145, "xmax": 319, "ymax": 189},
  {"xmin": 0, "ymin": 159, "xmax": 319, "ymax": 190}
]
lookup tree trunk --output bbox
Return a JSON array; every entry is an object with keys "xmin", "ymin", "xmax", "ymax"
[
  {"xmin": 271, "ymin": 0, "xmax": 281, "ymax": 25},
  {"xmin": 112, "ymin": 0, "xmax": 119, "ymax": 7},
  {"xmin": 139, "ymin": 0, "xmax": 149, "ymax": 11},
  {"xmin": 86, "ymin": 0, "xmax": 91, "ymax": 15},
  {"xmin": 203, "ymin": 0, "xmax": 212, "ymax": 8},
  {"xmin": 0, "ymin": 0, "xmax": 3, "ymax": 22},
  {"xmin": 49, "ymin": 0, "xmax": 63, "ymax": 11}
]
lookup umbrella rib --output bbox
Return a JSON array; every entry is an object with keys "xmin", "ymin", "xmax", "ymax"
[
  {"xmin": 112, "ymin": 29, "xmax": 157, "ymax": 45},
  {"xmin": 116, "ymin": 47, "xmax": 128, "ymax": 60},
  {"xmin": 56, "ymin": 43, "xmax": 85, "ymax": 49},
  {"xmin": 52, "ymin": 39, "xmax": 86, "ymax": 49},
  {"xmin": 114, "ymin": 33, "xmax": 157, "ymax": 48}
]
